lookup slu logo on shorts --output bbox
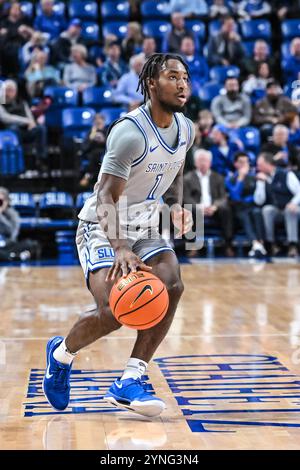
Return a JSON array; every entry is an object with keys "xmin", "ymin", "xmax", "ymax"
[{"xmin": 97, "ymin": 247, "xmax": 115, "ymax": 260}]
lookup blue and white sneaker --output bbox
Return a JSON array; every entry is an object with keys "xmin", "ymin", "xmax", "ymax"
[
  {"xmin": 42, "ymin": 336, "xmax": 72, "ymax": 411},
  {"xmin": 104, "ymin": 378, "xmax": 166, "ymax": 417}
]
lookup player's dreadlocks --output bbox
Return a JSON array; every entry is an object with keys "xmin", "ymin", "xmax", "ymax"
[{"xmin": 137, "ymin": 53, "xmax": 190, "ymax": 103}]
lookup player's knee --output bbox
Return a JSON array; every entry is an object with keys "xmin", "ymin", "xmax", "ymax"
[
  {"xmin": 98, "ymin": 305, "xmax": 122, "ymax": 332},
  {"xmin": 166, "ymin": 278, "xmax": 184, "ymax": 300}
]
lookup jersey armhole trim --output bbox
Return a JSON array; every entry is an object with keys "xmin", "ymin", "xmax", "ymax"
[
  {"xmin": 183, "ymin": 115, "xmax": 192, "ymax": 150},
  {"xmin": 123, "ymin": 115, "xmax": 149, "ymax": 167}
]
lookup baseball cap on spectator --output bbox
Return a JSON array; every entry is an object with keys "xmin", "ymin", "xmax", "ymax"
[{"xmin": 69, "ymin": 18, "xmax": 82, "ymax": 28}]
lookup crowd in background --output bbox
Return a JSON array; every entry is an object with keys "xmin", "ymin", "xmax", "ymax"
[{"xmin": 1, "ymin": 0, "xmax": 300, "ymax": 258}]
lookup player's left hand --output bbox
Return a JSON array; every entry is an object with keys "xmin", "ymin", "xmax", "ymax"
[{"xmin": 171, "ymin": 206, "xmax": 193, "ymax": 238}]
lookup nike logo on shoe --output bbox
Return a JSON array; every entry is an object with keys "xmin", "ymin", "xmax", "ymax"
[
  {"xmin": 150, "ymin": 145, "xmax": 159, "ymax": 152},
  {"xmin": 115, "ymin": 382, "xmax": 123, "ymax": 389},
  {"xmin": 45, "ymin": 364, "xmax": 53, "ymax": 379}
]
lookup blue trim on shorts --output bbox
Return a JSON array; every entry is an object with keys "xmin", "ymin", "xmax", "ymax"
[{"xmin": 141, "ymin": 246, "xmax": 175, "ymax": 262}]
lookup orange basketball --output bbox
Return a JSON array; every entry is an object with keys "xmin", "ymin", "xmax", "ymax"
[{"xmin": 109, "ymin": 271, "xmax": 169, "ymax": 330}]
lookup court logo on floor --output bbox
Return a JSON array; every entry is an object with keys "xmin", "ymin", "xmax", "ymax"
[
  {"xmin": 155, "ymin": 354, "xmax": 300, "ymax": 433},
  {"xmin": 23, "ymin": 369, "xmax": 151, "ymax": 417}
]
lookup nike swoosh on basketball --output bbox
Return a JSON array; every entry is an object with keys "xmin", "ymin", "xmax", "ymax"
[
  {"xmin": 45, "ymin": 364, "xmax": 53, "ymax": 379},
  {"xmin": 130, "ymin": 284, "xmax": 153, "ymax": 308},
  {"xmin": 150, "ymin": 144, "xmax": 159, "ymax": 152}
]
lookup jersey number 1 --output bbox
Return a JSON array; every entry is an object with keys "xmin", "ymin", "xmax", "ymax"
[{"xmin": 147, "ymin": 174, "xmax": 163, "ymax": 200}]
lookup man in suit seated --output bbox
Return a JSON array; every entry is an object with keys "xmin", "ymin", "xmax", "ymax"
[{"xmin": 183, "ymin": 149, "xmax": 234, "ymax": 257}]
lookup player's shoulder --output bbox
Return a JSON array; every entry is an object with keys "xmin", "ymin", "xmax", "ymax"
[{"xmin": 107, "ymin": 114, "xmax": 146, "ymax": 144}]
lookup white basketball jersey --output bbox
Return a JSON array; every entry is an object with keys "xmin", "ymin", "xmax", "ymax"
[{"xmin": 78, "ymin": 105, "xmax": 192, "ymax": 229}]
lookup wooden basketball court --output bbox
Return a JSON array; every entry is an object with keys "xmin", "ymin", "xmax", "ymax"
[{"xmin": 1, "ymin": 261, "xmax": 300, "ymax": 450}]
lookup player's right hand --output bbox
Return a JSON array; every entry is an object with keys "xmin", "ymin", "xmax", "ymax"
[{"xmin": 105, "ymin": 246, "xmax": 152, "ymax": 282}]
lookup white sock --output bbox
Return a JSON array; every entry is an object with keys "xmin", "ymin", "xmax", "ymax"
[
  {"xmin": 53, "ymin": 338, "xmax": 77, "ymax": 365},
  {"xmin": 121, "ymin": 357, "xmax": 148, "ymax": 381}
]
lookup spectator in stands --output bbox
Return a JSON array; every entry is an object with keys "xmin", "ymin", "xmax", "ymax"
[
  {"xmin": 63, "ymin": 44, "xmax": 97, "ymax": 92},
  {"xmin": 142, "ymin": 36, "xmax": 157, "ymax": 59},
  {"xmin": 101, "ymin": 40, "xmax": 128, "ymax": 89},
  {"xmin": 25, "ymin": 50, "xmax": 60, "ymax": 98},
  {"xmin": 180, "ymin": 36, "xmax": 208, "ymax": 81},
  {"xmin": 165, "ymin": 12, "xmax": 194, "ymax": 54},
  {"xmin": 167, "ymin": 0, "xmax": 208, "ymax": 17},
  {"xmin": 254, "ymin": 152, "xmax": 300, "ymax": 257},
  {"xmin": 261, "ymin": 124, "xmax": 300, "ymax": 171},
  {"xmin": 0, "ymin": 187, "xmax": 20, "ymax": 247},
  {"xmin": 0, "ymin": 80, "xmax": 48, "ymax": 167},
  {"xmin": 207, "ymin": 16, "xmax": 245, "ymax": 67},
  {"xmin": 185, "ymin": 110, "xmax": 214, "ymax": 172},
  {"xmin": 291, "ymin": 81, "xmax": 300, "ymax": 112},
  {"xmin": 288, "ymin": 113, "xmax": 300, "ymax": 148},
  {"xmin": 183, "ymin": 149, "xmax": 234, "ymax": 257},
  {"xmin": 209, "ymin": 0, "xmax": 231, "ymax": 19},
  {"xmin": 209, "ymin": 124, "xmax": 242, "ymax": 176},
  {"xmin": 237, "ymin": 1, "xmax": 271, "ymax": 19},
  {"xmin": 50, "ymin": 19, "xmax": 83, "ymax": 70},
  {"xmin": 252, "ymin": 80, "xmax": 298, "ymax": 139},
  {"xmin": 121, "ymin": 22, "xmax": 143, "ymax": 63},
  {"xmin": 34, "ymin": 0, "xmax": 66, "ymax": 40},
  {"xmin": 21, "ymin": 31, "xmax": 50, "ymax": 69},
  {"xmin": 0, "ymin": 2, "xmax": 33, "ymax": 76},
  {"xmin": 282, "ymin": 38, "xmax": 300, "ymax": 85},
  {"xmin": 226, "ymin": 151, "xmax": 266, "ymax": 257},
  {"xmin": 113, "ymin": 53, "xmax": 145, "ymax": 110},
  {"xmin": 211, "ymin": 77, "xmax": 252, "ymax": 129},
  {"xmin": 277, "ymin": 0, "xmax": 300, "ymax": 19},
  {"xmin": 243, "ymin": 39, "xmax": 276, "ymax": 78},
  {"xmin": 242, "ymin": 62, "xmax": 270, "ymax": 99},
  {"xmin": 79, "ymin": 114, "xmax": 106, "ymax": 190}
]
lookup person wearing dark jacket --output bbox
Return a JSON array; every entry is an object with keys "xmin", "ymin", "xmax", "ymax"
[
  {"xmin": 79, "ymin": 114, "xmax": 107, "ymax": 190},
  {"xmin": 183, "ymin": 149, "xmax": 234, "ymax": 256},
  {"xmin": 254, "ymin": 152, "xmax": 300, "ymax": 257},
  {"xmin": 0, "ymin": 187, "xmax": 20, "ymax": 245},
  {"xmin": 226, "ymin": 151, "xmax": 266, "ymax": 257},
  {"xmin": 261, "ymin": 124, "xmax": 300, "ymax": 172},
  {"xmin": 207, "ymin": 15, "xmax": 245, "ymax": 67},
  {"xmin": 50, "ymin": 19, "xmax": 84, "ymax": 69}
]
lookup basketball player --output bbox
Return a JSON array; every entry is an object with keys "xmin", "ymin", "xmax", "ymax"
[{"xmin": 43, "ymin": 53, "xmax": 195, "ymax": 417}]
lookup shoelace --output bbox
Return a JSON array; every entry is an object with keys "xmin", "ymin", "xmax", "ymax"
[{"xmin": 53, "ymin": 365, "xmax": 71, "ymax": 391}]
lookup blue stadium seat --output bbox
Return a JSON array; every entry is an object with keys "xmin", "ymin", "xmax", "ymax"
[
  {"xmin": 142, "ymin": 20, "xmax": 171, "ymax": 40},
  {"xmin": 101, "ymin": 1, "xmax": 130, "ymax": 20},
  {"xmin": 10, "ymin": 193, "xmax": 36, "ymax": 217},
  {"xmin": 62, "ymin": 108, "xmax": 96, "ymax": 139},
  {"xmin": 89, "ymin": 45, "xmax": 104, "ymax": 63},
  {"xmin": 209, "ymin": 65, "xmax": 240, "ymax": 83},
  {"xmin": 185, "ymin": 19, "xmax": 206, "ymax": 43},
  {"xmin": 102, "ymin": 21, "xmax": 128, "ymax": 39},
  {"xmin": 81, "ymin": 22, "xmax": 100, "ymax": 42},
  {"xmin": 208, "ymin": 19, "xmax": 221, "ymax": 37},
  {"xmin": 281, "ymin": 41, "xmax": 292, "ymax": 59},
  {"xmin": 44, "ymin": 87, "xmax": 79, "ymax": 107},
  {"xmin": 69, "ymin": 1, "xmax": 98, "ymax": 20},
  {"xmin": 20, "ymin": 1, "xmax": 34, "ymax": 18},
  {"xmin": 76, "ymin": 192, "xmax": 93, "ymax": 210},
  {"xmin": 0, "ymin": 131, "xmax": 24, "ymax": 176},
  {"xmin": 39, "ymin": 192, "xmax": 74, "ymax": 220},
  {"xmin": 100, "ymin": 107, "xmax": 127, "ymax": 126},
  {"xmin": 188, "ymin": 57, "xmax": 209, "ymax": 83},
  {"xmin": 82, "ymin": 86, "xmax": 114, "ymax": 109},
  {"xmin": 240, "ymin": 19, "xmax": 271, "ymax": 40},
  {"xmin": 237, "ymin": 127, "xmax": 261, "ymax": 154},
  {"xmin": 198, "ymin": 82, "xmax": 222, "ymax": 107},
  {"xmin": 281, "ymin": 19, "xmax": 300, "ymax": 40},
  {"xmin": 140, "ymin": 1, "xmax": 169, "ymax": 19},
  {"xmin": 36, "ymin": 1, "xmax": 65, "ymax": 17}
]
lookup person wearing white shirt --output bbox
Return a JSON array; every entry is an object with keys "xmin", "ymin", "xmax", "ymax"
[{"xmin": 254, "ymin": 152, "xmax": 300, "ymax": 257}]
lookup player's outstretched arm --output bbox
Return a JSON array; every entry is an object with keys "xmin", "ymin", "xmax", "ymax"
[{"xmin": 96, "ymin": 173, "xmax": 152, "ymax": 281}]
